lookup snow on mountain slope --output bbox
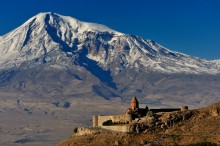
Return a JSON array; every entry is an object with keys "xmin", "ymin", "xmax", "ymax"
[
  {"xmin": 0, "ymin": 12, "xmax": 220, "ymax": 74},
  {"xmin": 0, "ymin": 12, "xmax": 121, "ymax": 68}
]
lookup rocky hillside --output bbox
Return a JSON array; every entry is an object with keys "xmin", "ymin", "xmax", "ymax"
[{"xmin": 58, "ymin": 102, "xmax": 220, "ymax": 146}]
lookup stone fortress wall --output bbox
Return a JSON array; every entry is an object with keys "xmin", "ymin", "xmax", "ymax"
[{"xmin": 93, "ymin": 114, "xmax": 132, "ymax": 127}]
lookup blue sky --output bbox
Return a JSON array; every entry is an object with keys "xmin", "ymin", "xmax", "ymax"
[{"xmin": 0, "ymin": 0, "xmax": 220, "ymax": 60}]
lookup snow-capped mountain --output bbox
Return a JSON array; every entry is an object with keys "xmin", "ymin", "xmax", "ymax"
[
  {"xmin": 0, "ymin": 12, "xmax": 120, "ymax": 69},
  {"xmin": 0, "ymin": 12, "xmax": 220, "ymax": 74},
  {"xmin": 1, "ymin": 12, "xmax": 220, "ymax": 109}
]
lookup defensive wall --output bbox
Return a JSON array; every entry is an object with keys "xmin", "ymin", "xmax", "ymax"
[
  {"xmin": 100, "ymin": 125, "xmax": 130, "ymax": 132},
  {"xmin": 93, "ymin": 114, "xmax": 132, "ymax": 127}
]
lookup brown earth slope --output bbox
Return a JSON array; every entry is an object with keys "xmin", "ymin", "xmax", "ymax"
[{"xmin": 58, "ymin": 102, "xmax": 220, "ymax": 146}]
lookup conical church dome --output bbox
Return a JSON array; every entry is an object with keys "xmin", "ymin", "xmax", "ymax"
[{"xmin": 131, "ymin": 96, "xmax": 139, "ymax": 110}]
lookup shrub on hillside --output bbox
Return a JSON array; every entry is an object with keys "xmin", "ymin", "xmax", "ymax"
[
  {"xmin": 73, "ymin": 127, "xmax": 78, "ymax": 133},
  {"xmin": 147, "ymin": 110, "xmax": 154, "ymax": 117}
]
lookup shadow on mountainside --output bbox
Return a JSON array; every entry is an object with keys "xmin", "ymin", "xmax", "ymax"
[
  {"xmin": 76, "ymin": 47, "xmax": 117, "ymax": 90},
  {"xmin": 44, "ymin": 13, "xmax": 116, "ymax": 90}
]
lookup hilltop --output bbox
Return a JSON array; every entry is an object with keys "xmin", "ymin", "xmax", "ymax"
[{"xmin": 58, "ymin": 102, "xmax": 220, "ymax": 146}]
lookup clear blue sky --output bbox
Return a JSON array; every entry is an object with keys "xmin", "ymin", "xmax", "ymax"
[{"xmin": 0, "ymin": 0, "xmax": 220, "ymax": 60}]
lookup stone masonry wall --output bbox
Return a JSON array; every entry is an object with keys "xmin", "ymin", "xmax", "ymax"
[
  {"xmin": 93, "ymin": 114, "xmax": 132, "ymax": 127},
  {"xmin": 101, "ymin": 125, "xmax": 130, "ymax": 132}
]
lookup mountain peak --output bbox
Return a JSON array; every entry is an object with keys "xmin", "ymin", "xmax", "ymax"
[{"xmin": 24, "ymin": 12, "xmax": 123, "ymax": 35}]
